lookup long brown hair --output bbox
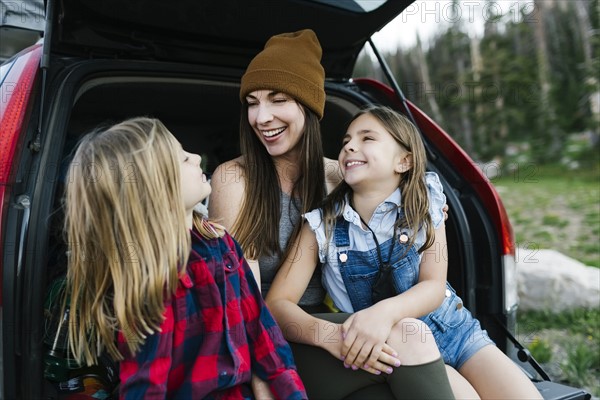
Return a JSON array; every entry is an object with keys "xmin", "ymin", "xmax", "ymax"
[
  {"xmin": 64, "ymin": 117, "xmax": 223, "ymax": 365},
  {"xmin": 322, "ymin": 106, "xmax": 435, "ymax": 253},
  {"xmin": 232, "ymin": 103, "xmax": 325, "ymax": 260}
]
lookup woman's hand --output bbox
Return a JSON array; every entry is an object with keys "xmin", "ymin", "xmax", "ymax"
[{"xmin": 339, "ymin": 307, "xmax": 402, "ymax": 375}]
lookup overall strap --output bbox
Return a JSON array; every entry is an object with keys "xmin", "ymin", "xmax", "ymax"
[
  {"xmin": 333, "ymin": 216, "xmax": 350, "ymax": 247},
  {"xmin": 358, "ymin": 211, "xmax": 401, "ymax": 269}
]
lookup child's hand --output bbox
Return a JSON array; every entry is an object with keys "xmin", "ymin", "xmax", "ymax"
[
  {"xmin": 353, "ymin": 342, "xmax": 402, "ymax": 376},
  {"xmin": 321, "ymin": 322, "xmax": 399, "ymax": 376},
  {"xmin": 251, "ymin": 374, "xmax": 274, "ymax": 399},
  {"xmin": 340, "ymin": 308, "xmax": 401, "ymax": 374}
]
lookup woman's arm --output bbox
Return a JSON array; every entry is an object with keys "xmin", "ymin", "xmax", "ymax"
[
  {"xmin": 209, "ymin": 158, "xmax": 261, "ymax": 287},
  {"xmin": 340, "ymin": 223, "xmax": 448, "ymax": 369}
]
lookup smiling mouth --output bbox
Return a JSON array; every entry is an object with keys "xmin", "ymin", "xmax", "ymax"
[
  {"xmin": 345, "ymin": 160, "xmax": 366, "ymax": 168},
  {"xmin": 262, "ymin": 127, "xmax": 286, "ymax": 138}
]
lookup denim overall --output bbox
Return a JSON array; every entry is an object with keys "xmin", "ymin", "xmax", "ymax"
[{"xmin": 333, "ymin": 216, "xmax": 494, "ymax": 369}]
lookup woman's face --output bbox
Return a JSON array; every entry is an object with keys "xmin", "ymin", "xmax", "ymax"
[
  {"xmin": 179, "ymin": 146, "xmax": 211, "ymax": 212},
  {"xmin": 246, "ymin": 90, "xmax": 306, "ymax": 159}
]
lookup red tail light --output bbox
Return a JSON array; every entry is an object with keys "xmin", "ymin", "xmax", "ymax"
[{"xmin": 0, "ymin": 44, "xmax": 42, "ymax": 302}]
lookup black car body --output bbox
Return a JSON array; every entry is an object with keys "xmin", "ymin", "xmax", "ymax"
[{"xmin": 0, "ymin": 1, "xmax": 591, "ymax": 399}]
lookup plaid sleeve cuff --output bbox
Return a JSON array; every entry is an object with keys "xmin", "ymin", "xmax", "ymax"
[{"xmin": 269, "ymin": 369, "xmax": 307, "ymax": 400}]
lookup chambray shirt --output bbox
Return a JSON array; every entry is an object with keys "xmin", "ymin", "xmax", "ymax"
[
  {"xmin": 304, "ymin": 172, "xmax": 446, "ymax": 313},
  {"xmin": 118, "ymin": 228, "xmax": 307, "ymax": 399}
]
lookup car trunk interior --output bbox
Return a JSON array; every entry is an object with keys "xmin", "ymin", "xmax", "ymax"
[
  {"xmin": 37, "ymin": 72, "xmax": 487, "ymax": 398},
  {"xmin": 64, "ymin": 78, "xmax": 361, "ymax": 176},
  {"xmin": 44, "ymin": 72, "xmax": 471, "ymax": 312}
]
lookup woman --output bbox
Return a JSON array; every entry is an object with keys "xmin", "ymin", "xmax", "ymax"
[{"xmin": 209, "ymin": 29, "xmax": 469, "ymax": 399}]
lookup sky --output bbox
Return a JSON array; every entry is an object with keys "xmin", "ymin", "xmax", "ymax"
[{"xmin": 370, "ymin": 0, "xmax": 525, "ymax": 51}]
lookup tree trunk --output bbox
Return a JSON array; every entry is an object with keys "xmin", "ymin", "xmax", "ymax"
[
  {"xmin": 470, "ymin": 36, "xmax": 484, "ymax": 156},
  {"xmin": 574, "ymin": 0, "xmax": 598, "ymax": 129},
  {"xmin": 574, "ymin": 0, "xmax": 593, "ymax": 70},
  {"xmin": 415, "ymin": 34, "xmax": 444, "ymax": 124},
  {"xmin": 456, "ymin": 43, "xmax": 474, "ymax": 154},
  {"xmin": 534, "ymin": 0, "xmax": 561, "ymax": 159},
  {"xmin": 489, "ymin": 39, "xmax": 507, "ymax": 155}
]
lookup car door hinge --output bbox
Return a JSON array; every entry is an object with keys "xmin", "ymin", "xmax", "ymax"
[
  {"xmin": 29, "ymin": 133, "xmax": 42, "ymax": 153},
  {"xmin": 15, "ymin": 194, "xmax": 31, "ymax": 278}
]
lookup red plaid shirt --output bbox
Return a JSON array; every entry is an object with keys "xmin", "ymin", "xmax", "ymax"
[{"xmin": 118, "ymin": 229, "xmax": 306, "ymax": 399}]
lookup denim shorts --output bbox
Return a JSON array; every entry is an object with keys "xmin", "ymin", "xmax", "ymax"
[{"xmin": 421, "ymin": 285, "xmax": 495, "ymax": 369}]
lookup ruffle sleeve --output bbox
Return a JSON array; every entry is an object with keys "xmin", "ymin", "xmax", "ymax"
[
  {"xmin": 303, "ymin": 209, "xmax": 328, "ymax": 264},
  {"xmin": 425, "ymin": 172, "xmax": 447, "ymax": 229}
]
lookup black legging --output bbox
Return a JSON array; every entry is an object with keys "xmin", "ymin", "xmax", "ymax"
[{"xmin": 289, "ymin": 313, "xmax": 455, "ymax": 400}]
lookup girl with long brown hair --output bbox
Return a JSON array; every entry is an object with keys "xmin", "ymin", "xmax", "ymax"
[{"xmin": 267, "ymin": 106, "xmax": 542, "ymax": 399}]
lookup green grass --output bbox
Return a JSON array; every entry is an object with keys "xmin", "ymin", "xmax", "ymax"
[
  {"xmin": 518, "ymin": 309, "xmax": 600, "ymax": 396},
  {"xmin": 541, "ymin": 214, "xmax": 569, "ymax": 228},
  {"xmin": 492, "ymin": 163, "xmax": 600, "ymax": 268},
  {"xmin": 527, "ymin": 337, "xmax": 553, "ymax": 363},
  {"xmin": 499, "ymin": 165, "xmax": 600, "ymax": 394},
  {"xmin": 517, "ymin": 309, "xmax": 600, "ymax": 337},
  {"xmin": 562, "ymin": 342, "xmax": 599, "ymax": 389}
]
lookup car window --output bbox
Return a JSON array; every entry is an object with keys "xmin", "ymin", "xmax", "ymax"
[
  {"xmin": 352, "ymin": 45, "xmax": 380, "ymax": 79},
  {"xmin": 303, "ymin": 0, "xmax": 387, "ymax": 12},
  {"xmin": 0, "ymin": 58, "xmax": 16, "ymax": 86}
]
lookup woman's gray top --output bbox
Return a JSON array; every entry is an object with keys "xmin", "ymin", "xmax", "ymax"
[{"xmin": 259, "ymin": 191, "xmax": 325, "ymax": 307}]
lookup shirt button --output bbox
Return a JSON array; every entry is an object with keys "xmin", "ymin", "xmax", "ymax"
[
  {"xmin": 220, "ymin": 371, "xmax": 227, "ymax": 376},
  {"xmin": 445, "ymin": 289, "xmax": 451, "ymax": 297},
  {"xmin": 226, "ymin": 264, "xmax": 232, "ymax": 269}
]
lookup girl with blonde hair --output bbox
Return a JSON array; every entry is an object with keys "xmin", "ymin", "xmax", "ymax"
[
  {"xmin": 64, "ymin": 117, "xmax": 306, "ymax": 399},
  {"xmin": 267, "ymin": 105, "xmax": 542, "ymax": 399}
]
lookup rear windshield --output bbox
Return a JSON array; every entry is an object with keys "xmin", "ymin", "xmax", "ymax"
[{"xmin": 304, "ymin": 0, "xmax": 387, "ymax": 12}]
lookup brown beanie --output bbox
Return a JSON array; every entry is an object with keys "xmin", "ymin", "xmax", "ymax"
[{"xmin": 240, "ymin": 29, "xmax": 326, "ymax": 119}]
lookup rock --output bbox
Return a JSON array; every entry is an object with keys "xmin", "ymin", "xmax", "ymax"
[{"xmin": 516, "ymin": 249, "xmax": 600, "ymax": 311}]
